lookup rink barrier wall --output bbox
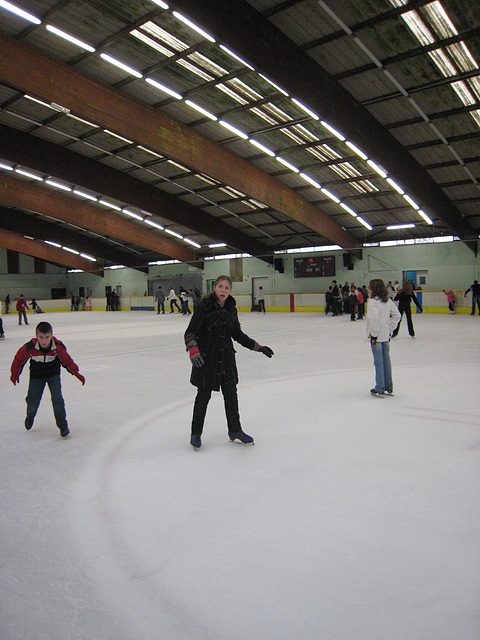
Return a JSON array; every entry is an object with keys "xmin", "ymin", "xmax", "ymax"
[{"xmin": 1, "ymin": 291, "xmax": 473, "ymax": 315}]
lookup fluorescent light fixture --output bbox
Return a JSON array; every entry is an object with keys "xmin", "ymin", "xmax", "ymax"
[
  {"xmin": 15, "ymin": 169, "xmax": 43, "ymax": 180},
  {"xmin": 167, "ymin": 159, "xmax": 188, "ymax": 172},
  {"xmin": 151, "ymin": 0, "xmax": 169, "ymax": 8},
  {"xmin": 320, "ymin": 120, "xmax": 345, "ymax": 140},
  {"xmin": 24, "ymin": 95, "xmax": 52, "ymax": 109},
  {"xmin": 259, "ymin": 74, "xmax": 288, "ymax": 96},
  {"xmin": 386, "ymin": 177, "xmax": 404, "ymax": 194},
  {"xmin": 104, "ymin": 130, "xmax": 133, "ymax": 144},
  {"xmin": 367, "ymin": 159, "xmax": 387, "ymax": 178},
  {"xmin": 45, "ymin": 179, "xmax": 71, "ymax": 191},
  {"xmin": 300, "ymin": 172, "xmax": 321, "ymax": 189},
  {"xmin": 219, "ymin": 120, "xmax": 248, "ymax": 139},
  {"xmin": 249, "ymin": 139, "xmax": 275, "ymax": 157},
  {"xmin": 67, "ymin": 269, "xmax": 84, "ymax": 273},
  {"xmin": 403, "ymin": 194, "xmax": 420, "ymax": 209},
  {"xmin": 80, "ymin": 253, "xmax": 96, "ymax": 261},
  {"xmin": 99, "ymin": 199, "xmax": 122, "ymax": 211},
  {"xmin": 386, "ymin": 223, "xmax": 416, "ymax": 230},
  {"xmin": 45, "ymin": 240, "xmax": 61, "ymax": 248},
  {"xmin": 0, "ymin": 162, "xmax": 13, "ymax": 171},
  {"xmin": 345, "ymin": 141, "xmax": 368, "ymax": 160},
  {"xmin": 137, "ymin": 145, "xmax": 163, "ymax": 158},
  {"xmin": 73, "ymin": 189, "xmax": 97, "ymax": 201},
  {"xmin": 45, "ymin": 25, "xmax": 95, "ymax": 52},
  {"xmin": 340, "ymin": 203, "xmax": 357, "ymax": 217},
  {"xmin": 172, "ymin": 11, "xmax": 215, "ymax": 42},
  {"xmin": 123, "ymin": 208, "xmax": 143, "ymax": 221},
  {"xmin": 276, "ymin": 157, "xmax": 299, "ymax": 172},
  {"xmin": 66, "ymin": 113, "xmax": 99, "ymax": 128},
  {"xmin": 100, "ymin": 53, "xmax": 143, "ymax": 78},
  {"xmin": 209, "ymin": 243, "xmax": 226, "ymax": 248},
  {"xmin": 184, "ymin": 99, "xmax": 217, "ymax": 120},
  {"xmin": 0, "ymin": 1, "xmax": 40, "ymax": 23},
  {"xmin": 145, "ymin": 77, "xmax": 182, "ymax": 99},
  {"xmin": 291, "ymin": 98, "xmax": 319, "ymax": 120},
  {"xmin": 357, "ymin": 216, "xmax": 373, "ymax": 230},
  {"xmin": 184, "ymin": 238, "xmax": 201, "ymax": 248},
  {"xmin": 434, "ymin": 235, "xmax": 454, "ymax": 243},
  {"xmin": 144, "ymin": 219, "xmax": 164, "ymax": 230},
  {"xmin": 106, "ymin": 264, "xmax": 125, "ymax": 270},
  {"xmin": 63, "ymin": 246, "xmax": 80, "ymax": 255},
  {"xmin": 219, "ymin": 45, "xmax": 254, "ymax": 70},
  {"xmin": 321, "ymin": 188, "xmax": 340, "ymax": 203},
  {"xmin": 165, "ymin": 228, "xmax": 183, "ymax": 239},
  {"xmin": 418, "ymin": 209, "xmax": 433, "ymax": 224}
]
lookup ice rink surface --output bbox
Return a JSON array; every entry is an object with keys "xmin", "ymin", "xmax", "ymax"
[{"xmin": 0, "ymin": 308, "xmax": 479, "ymax": 640}]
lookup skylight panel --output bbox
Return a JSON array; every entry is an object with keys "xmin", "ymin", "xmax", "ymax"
[
  {"xmin": 422, "ymin": 1, "xmax": 458, "ymax": 38},
  {"xmin": 130, "ymin": 29, "xmax": 174, "ymax": 57},
  {"xmin": 451, "ymin": 80, "xmax": 476, "ymax": 105},
  {"xmin": 216, "ymin": 84, "xmax": 249, "ymax": 105},
  {"xmin": 227, "ymin": 78, "xmax": 263, "ymax": 101},
  {"xmin": 176, "ymin": 58, "xmax": 214, "ymax": 82},
  {"xmin": 249, "ymin": 107, "xmax": 278, "ymax": 126},
  {"xmin": 290, "ymin": 124, "xmax": 320, "ymax": 143},
  {"xmin": 140, "ymin": 22, "xmax": 188, "ymax": 51},
  {"xmin": 401, "ymin": 11, "xmax": 435, "ymax": 46},
  {"xmin": 187, "ymin": 52, "xmax": 228, "ymax": 77},
  {"xmin": 428, "ymin": 49, "xmax": 457, "ymax": 77},
  {"xmin": 467, "ymin": 77, "xmax": 480, "ymax": 100},
  {"xmin": 262, "ymin": 103, "xmax": 293, "ymax": 122},
  {"xmin": 446, "ymin": 42, "xmax": 479, "ymax": 73}
]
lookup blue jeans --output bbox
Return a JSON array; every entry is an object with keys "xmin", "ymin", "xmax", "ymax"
[
  {"xmin": 26, "ymin": 375, "xmax": 67, "ymax": 429},
  {"xmin": 371, "ymin": 341, "xmax": 393, "ymax": 393}
]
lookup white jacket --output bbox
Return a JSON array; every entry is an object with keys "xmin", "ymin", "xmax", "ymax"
[{"xmin": 366, "ymin": 297, "xmax": 401, "ymax": 342}]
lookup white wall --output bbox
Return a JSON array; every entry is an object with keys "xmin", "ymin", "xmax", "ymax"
[{"xmin": 1, "ymin": 241, "xmax": 478, "ymax": 307}]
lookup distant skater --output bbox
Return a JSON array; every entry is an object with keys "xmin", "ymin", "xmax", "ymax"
[
  {"xmin": 167, "ymin": 287, "xmax": 181, "ymax": 313},
  {"xmin": 443, "ymin": 289, "xmax": 456, "ymax": 314},
  {"xmin": 464, "ymin": 280, "xmax": 480, "ymax": 315},
  {"xmin": 367, "ymin": 279, "xmax": 401, "ymax": 397},
  {"xmin": 392, "ymin": 280, "xmax": 422, "ymax": 337},
  {"xmin": 184, "ymin": 275, "xmax": 274, "ymax": 449},
  {"xmin": 10, "ymin": 321, "xmax": 85, "ymax": 438},
  {"xmin": 16, "ymin": 294, "xmax": 29, "ymax": 325},
  {"xmin": 257, "ymin": 287, "xmax": 266, "ymax": 313}
]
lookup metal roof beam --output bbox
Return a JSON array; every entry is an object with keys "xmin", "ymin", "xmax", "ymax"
[
  {"xmin": 0, "ymin": 32, "xmax": 362, "ymax": 257},
  {"xmin": 0, "ymin": 123, "xmax": 272, "ymax": 262},
  {"xmin": 0, "ymin": 206, "xmax": 149, "ymax": 272},
  {"xmin": 0, "ymin": 173, "xmax": 198, "ymax": 264},
  {"xmin": 167, "ymin": 0, "xmax": 477, "ymax": 253},
  {"xmin": 0, "ymin": 227, "xmax": 99, "ymax": 272}
]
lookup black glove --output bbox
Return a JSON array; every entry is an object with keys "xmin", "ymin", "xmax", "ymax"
[
  {"xmin": 260, "ymin": 345, "xmax": 274, "ymax": 358},
  {"xmin": 186, "ymin": 340, "xmax": 204, "ymax": 367},
  {"xmin": 370, "ymin": 336, "xmax": 377, "ymax": 346}
]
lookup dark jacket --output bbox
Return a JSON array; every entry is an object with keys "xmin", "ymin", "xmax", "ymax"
[
  {"xmin": 184, "ymin": 294, "xmax": 256, "ymax": 391},
  {"xmin": 394, "ymin": 290, "xmax": 422, "ymax": 311}
]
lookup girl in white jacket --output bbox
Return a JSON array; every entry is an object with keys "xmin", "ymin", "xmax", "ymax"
[{"xmin": 366, "ymin": 279, "xmax": 401, "ymax": 397}]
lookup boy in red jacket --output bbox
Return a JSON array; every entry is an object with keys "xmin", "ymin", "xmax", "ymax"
[{"xmin": 10, "ymin": 321, "xmax": 85, "ymax": 437}]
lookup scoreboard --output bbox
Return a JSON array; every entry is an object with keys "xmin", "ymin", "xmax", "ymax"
[{"xmin": 294, "ymin": 256, "xmax": 335, "ymax": 278}]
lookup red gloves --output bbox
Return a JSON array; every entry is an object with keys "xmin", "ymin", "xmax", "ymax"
[
  {"xmin": 186, "ymin": 340, "xmax": 204, "ymax": 367},
  {"xmin": 10, "ymin": 374, "xmax": 19, "ymax": 385},
  {"xmin": 75, "ymin": 373, "xmax": 86, "ymax": 385}
]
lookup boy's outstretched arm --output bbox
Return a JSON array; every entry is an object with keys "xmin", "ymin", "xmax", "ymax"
[{"xmin": 10, "ymin": 343, "xmax": 30, "ymax": 385}]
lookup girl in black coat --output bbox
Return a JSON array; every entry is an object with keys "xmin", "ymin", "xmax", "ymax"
[
  {"xmin": 392, "ymin": 279, "xmax": 422, "ymax": 337},
  {"xmin": 184, "ymin": 275, "xmax": 273, "ymax": 449}
]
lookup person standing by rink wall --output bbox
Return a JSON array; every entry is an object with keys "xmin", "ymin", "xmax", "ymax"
[
  {"xmin": 366, "ymin": 279, "xmax": 401, "ymax": 398},
  {"xmin": 464, "ymin": 280, "xmax": 480, "ymax": 315},
  {"xmin": 184, "ymin": 275, "xmax": 274, "ymax": 450}
]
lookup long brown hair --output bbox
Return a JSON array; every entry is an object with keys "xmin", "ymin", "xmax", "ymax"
[
  {"xmin": 399, "ymin": 279, "xmax": 413, "ymax": 294},
  {"xmin": 368, "ymin": 279, "xmax": 389, "ymax": 302}
]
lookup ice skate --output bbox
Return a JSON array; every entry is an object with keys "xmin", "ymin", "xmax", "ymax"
[
  {"xmin": 370, "ymin": 389, "xmax": 385, "ymax": 398},
  {"xmin": 229, "ymin": 431, "xmax": 254, "ymax": 445},
  {"xmin": 190, "ymin": 434, "xmax": 201, "ymax": 450},
  {"xmin": 25, "ymin": 416, "xmax": 34, "ymax": 431},
  {"xmin": 60, "ymin": 425, "xmax": 70, "ymax": 438}
]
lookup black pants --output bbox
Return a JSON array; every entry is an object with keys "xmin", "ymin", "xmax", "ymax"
[
  {"xmin": 191, "ymin": 381, "xmax": 241, "ymax": 435},
  {"xmin": 393, "ymin": 307, "xmax": 414, "ymax": 337}
]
